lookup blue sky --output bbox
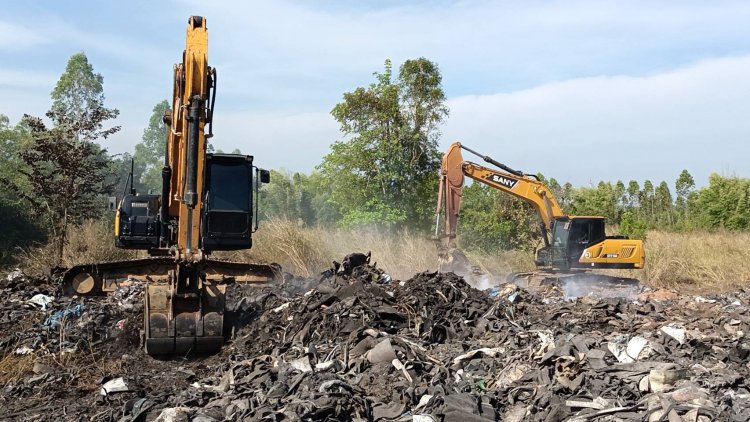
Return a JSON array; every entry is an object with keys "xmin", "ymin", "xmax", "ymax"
[{"xmin": 1, "ymin": 1, "xmax": 749, "ymax": 186}]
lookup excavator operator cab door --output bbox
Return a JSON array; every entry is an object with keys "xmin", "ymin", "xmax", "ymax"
[
  {"xmin": 201, "ymin": 154, "xmax": 256, "ymax": 251},
  {"xmin": 550, "ymin": 217, "xmax": 607, "ymax": 269},
  {"xmin": 550, "ymin": 219, "xmax": 572, "ymax": 270},
  {"xmin": 566, "ymin": 217, "xmax": 606, "ymax": 268}
]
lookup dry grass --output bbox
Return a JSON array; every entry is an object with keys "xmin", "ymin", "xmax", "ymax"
[
  {"xmin": 640, "ymin": 230, "xmax": 750, "ymax": 292},
  {"xmin": 225, "ymin": 218, "xmax": 534, "ymax": 280},
  {"xmin": 230, "ymin": 218, "xmax": 331, "ymax": 277},
  {"xmin": 0, "ymin": 353, "xmax": 36, "ymax": 384},
  {"xmin": 227, "ymin": 219, "xmax": 440, "ymax": 279},
  {"xmin": 240, "ymin": 219, "xmax": 750, "ymax": 293},
  {"xmin": 17, "ymin": 219, "xmax": 136, "ymax": 275},
  {"xmin": 12, "ymin": 217, "xmax": 750, "ymax": 293}
]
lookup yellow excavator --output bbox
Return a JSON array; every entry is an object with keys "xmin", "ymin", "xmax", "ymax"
[
  {"xmin": 62, "ymin": 16, "xmax": 277, "ymax": 355},
  {"xmin": 435, "ymin": 142, "xmax": 645, "ymax": 288}
]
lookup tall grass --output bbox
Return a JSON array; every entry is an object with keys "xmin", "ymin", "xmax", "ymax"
[
  {"xmin": 17, "ymin": 219, "xmax": 135, "ymax": 275},
  {"xmin": 225, "ymin": 218, "xmax": 534, "ymax": 280},
  {"xmin": 239, "ymin": 219, "xmax": 750, "ymax": 292},
  {"xmin": 12, "ymin": 217, "xmax": 750, "ymax": 293},
  {"xmin": 641, "ymin": 230, "xmax": 750, "ymax": 292}
]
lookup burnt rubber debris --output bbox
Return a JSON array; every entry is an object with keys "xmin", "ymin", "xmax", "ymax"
[{"xmin": 1, "ymin": 256, "xmax": 749, "ymax": 421}]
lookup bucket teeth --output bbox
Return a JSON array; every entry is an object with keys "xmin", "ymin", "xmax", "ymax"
[{"xmin": 63, "ymin": 257, "xmax": 277, "ymax": 355}]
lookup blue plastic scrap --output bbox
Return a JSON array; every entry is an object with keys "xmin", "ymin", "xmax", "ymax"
[{"xmin": 44, "ymin": 304, "xmax": 86, "ymax": 329}]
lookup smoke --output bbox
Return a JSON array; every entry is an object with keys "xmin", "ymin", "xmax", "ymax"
[
  {"xmin": 446, "ymin": 264, "xmax": 499, "ymax": 291},
  {"xmin": 562, "ymin": 274, "xmax": 641, "ymax": 301}
]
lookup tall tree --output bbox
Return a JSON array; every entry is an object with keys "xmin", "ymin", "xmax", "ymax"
[
  {"xmin": 675, "ymin": 169, "xmax": 695, "ymax": 225},
  {"xmin": 49, "ymin": 53, "xmax": 120, "ymax": 141},
  {"xmin": 133, "ymin": 100, "xmax": 169, "ymax": 192},
  {"xmin": 641, "ymin": 180, "xmax": 655, "ymax": 223},
  {"xmin": 321, "ymin": 58, "xmax": 448, "ymax": 229},
  {"xmin": 627, "ymin": 180, "xmax": 640, "ymax": 209},
  {"xmin": 0, "ymin": 116, "xmax": 46, "ymax": 265},
  {"xmin": 696, "ymin": 174, "xmax": 750, "ymax": 230},
  {"xmin": 7, "ymin": 53, "xmax": 120, "ymax": 264},
  {"xmin": 654, "ymin": 181, "xmax": 674, "ymax": 227}
]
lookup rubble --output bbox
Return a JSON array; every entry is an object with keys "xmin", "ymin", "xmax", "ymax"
[{"xmin": 1, "ymin": 258, "xmax": 749, "ymax": 421}]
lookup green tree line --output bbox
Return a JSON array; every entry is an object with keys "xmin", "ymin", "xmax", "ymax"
[{"xmin": 1, "ymin": 53, "xmax": 749, "ymax": 267}]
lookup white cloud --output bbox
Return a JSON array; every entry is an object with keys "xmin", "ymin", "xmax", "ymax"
[
  {"xmin": 0, "ymin": 21, "xmax": 48, "ymax": 50},
  {"xmin": 208, "ymin": 111, "xmax": 340, "ymax": 171},
  {"xmin": 442, "ymin": 56, "xmax": 750, "ymax": 186},
  {"xmin": 3, "ymin": 1, "xmax": 750, "ymax": 188}
]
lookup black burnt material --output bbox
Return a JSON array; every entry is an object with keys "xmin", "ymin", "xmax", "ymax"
[{"xmin": 1, "ymin": 262, "xmax": 749, "ymax": 421}]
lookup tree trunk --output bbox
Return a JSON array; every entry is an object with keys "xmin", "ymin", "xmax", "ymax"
[{"xmin": 57, "ymin": 207, "xmax": 68, "ymax": 266}]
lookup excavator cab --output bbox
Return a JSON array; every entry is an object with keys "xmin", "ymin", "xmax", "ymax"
[
  {"xmin": 549, "ymin": 217, "xmax": 606, "ymax": 270},
  {"xmin": 202, "ymin": 153, "xmax": 268, "ymax": 251}
]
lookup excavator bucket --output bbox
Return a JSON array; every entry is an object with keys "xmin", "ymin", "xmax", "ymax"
[
  {"xmin": 63, "ymin": 258, "xmax": 278, "ymax": 355},
  {"xmin": 144, "ymin": 259, "xmax": 277, "ymax": 355}
]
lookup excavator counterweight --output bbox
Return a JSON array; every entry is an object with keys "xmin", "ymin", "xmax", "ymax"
[{"xmin": 62, "ymin": 16, "xmax": 278, "ymax": 355}]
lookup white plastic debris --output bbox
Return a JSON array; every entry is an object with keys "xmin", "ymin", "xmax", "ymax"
[
  {"xmin": 649, "ymin": 368, "xmax": 686, "ymax": 393},
  {"xmin": 534, "ymin": 330, "xmax": 556, "ymax": 358},
  {"xmin": 154, "ymin": 407, "xmax": 190, "ymax": 422},
  {"xmin": 392, "ymin": 358, "xmax": 413, "ymax": 382},
  {"xmin": 695, "ymin": 296, "xmax": 716, "ymax": 304},
  {"xmin": 6, "ymin": 269, "xmax": 24, "ymax": 282},
  {"xmin": 14, "ymin": 346, "xmax": 33, "ymax": 355},
  {"xmin": 289, "ymin": 356, "xmax": 312, "ymax": 373},
  {"xmin": 272, "ymin": 302, "xmax": 290, "ymax": 313},
  {"xmin": 100, "ymin": 377, "xmax": 130, "ymax": 395},
  {"xmin": 28, "ymin": 294, "xmax": 54, "ymax": 310},
  {"xmin": 414, "ymin": 394, "xmax": 434, "ymax": 411},
  {"xmin": 626, "ymin": 336, "xmax": 651, "ymax": 360},
  {"xmin": 608, "ymin": 336, "xmax": 651, "ymax": 363},
  {"xmin": 364, "ymin": 338, "xmax": 397, "ymax": 363},
  {"xmin": 660, "ymin": 325, "xmax": 687, "ymax": 345},
  {"xmin": 315, "ymin": 359, "xmax": 342, "ymax": 372},
  {"xmin": 453, "ymin": 347, "xmax": 506, "ymax": 364}
]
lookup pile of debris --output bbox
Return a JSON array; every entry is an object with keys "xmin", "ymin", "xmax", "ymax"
[{"xmin": 1, "ymin": 258, "xmax": 749, "ymax": 421}]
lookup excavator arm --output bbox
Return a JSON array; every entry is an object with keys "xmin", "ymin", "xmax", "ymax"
[
  {"xmin": 166, "ymin": 15, "xmax": 213, "ymax": 260},
  {"xmin": 437, "ymin": 142, "xmax": 565, "ymax": 247}
]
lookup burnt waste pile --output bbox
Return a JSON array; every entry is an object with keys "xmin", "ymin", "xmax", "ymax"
[{"xmin": 1, "ymin": 256, "xmax": 750, "ymax": 421}]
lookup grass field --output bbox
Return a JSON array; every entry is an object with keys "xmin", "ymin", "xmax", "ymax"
[{"xmin": 13, "ymin": 218, "xmax": 750, "ymax": 293}]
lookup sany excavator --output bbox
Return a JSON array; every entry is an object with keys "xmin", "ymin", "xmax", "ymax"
[
  {"xmin": 62, "ymin": 16, "xmax": 277, "ymax": 355},
  {"xmin": 435, "ymin": 142, "xmax": 645, "ymax": 287}
]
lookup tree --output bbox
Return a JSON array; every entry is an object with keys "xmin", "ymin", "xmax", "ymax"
[
  {"xmin": 6, "ymin": 53, "xmax": 120, "ymax": 264},
  {"xmin": 654, "ymin": 181, "xmax": 674, "ymax": 227},
  {"xmin": 675, "ymin": 169, "xmax": 695, "ymax": 226},
  {"xmin": 627, "ymin": 180, "xmax": 640, "ymax": 209},
  {"xmin": 50, "ymin": 53, "xmax": 120, "ymax": 141},
  {"xmin": 133, "ymin": 100, "xmax": 169, "ymax": 193},
  {"xmin": 0, "ymin": 116, "xmax": 46, "ymax": 265},
  {"xmin": 620, "ymin": 210, "xmax": 648, "ymax": 240},
  {"xmin": 695, "ymin": 174, "xmax": 750, "ymax": 230},
  {"xmin": 320, "ymin": 58, "xmax": 448, "ymax": 229},
  {"xmin": 259, "ymin": 170, "xmax": 339, "ymax": 226},
  {"xmin": 641, "ymin": 180, "xmax": 655, "ymax": 223},
  {"xmin": 260, "ymin": 170, "xmax": 301, "ymax": 221},
  {"xmin": 614, "ymin": 180, "xmax": 626, "ymax": 219},
  {"xmin": 457, "ymin": 183, "xmax": 538, "ymax": 253}
]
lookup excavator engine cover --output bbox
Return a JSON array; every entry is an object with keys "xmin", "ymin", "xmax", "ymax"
[{"xmin": 116, "ymin": 194, "xmax": 160, "ymax": 249}]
